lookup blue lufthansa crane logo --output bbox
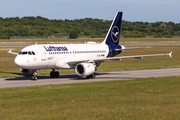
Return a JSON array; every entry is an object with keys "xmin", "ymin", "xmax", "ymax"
[{"xmin": 111, "ymin": 26, "xmax": 119, "ymax": 43}]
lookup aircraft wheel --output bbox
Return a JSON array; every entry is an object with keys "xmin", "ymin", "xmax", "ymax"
[
  {"xmin": 91, "ymin": 73, "xmax": 96, "ymax": 79},
  {"xmin": 34, "ymin": 76, "xmax": 37, "ymax": 80},
  {"xmin": 50, "ymin": 71, "xmax": 55, "ymax": 78},
  {"xmin": 86, "ymin": 75, "xmax": 91, "ymax": 79},
  {"xmin": 31, "ymin": 70, "xmax": 38, "ymax": 80},
  {"xmin": 86, "ymin": 73, "xmax": 95, "ymax": 79},
  {"xmin": 32, "ymin": 75, "xmax": 37, "ymax": 80},
  {"xmin": 54, "ymin": 71, "xmax": 59, "ymax": 78}
]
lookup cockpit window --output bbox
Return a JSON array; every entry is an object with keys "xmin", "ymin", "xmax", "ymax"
[
  {"xmin": 28, "ymin": 52, "xmax": 32, "ymax": 55},
  {"xmin": 32, "ymin": 52, "xmax": 35, "ymax": 55},
  {"xmin": 22, "ymin": 52, "xmax": 28, "ymax": 55},
  {"xmin": 19, "ymin": 51, "xmax": 36, "ymax": 55}
]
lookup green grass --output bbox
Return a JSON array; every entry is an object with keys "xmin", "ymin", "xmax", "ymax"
[
  {"xmin": 0, "ymin": 76, "xmax": 180, "ymax": 119},
  {"xmin": 1, "ymin": 38, "xmax": 180, "ymax": 119}
]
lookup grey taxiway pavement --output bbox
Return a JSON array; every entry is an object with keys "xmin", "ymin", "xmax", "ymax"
[{"xmin": 0, "ymin": 68, "xmax": 180, "ymax": 88}]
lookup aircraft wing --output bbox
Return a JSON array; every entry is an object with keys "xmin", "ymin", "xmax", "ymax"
[
  {"xmin": 67, "ymin": 51, "xmax": 172, "ymax": 65},
  {"xmin": 93, "ymin": 51, "xmax": 172, "ymax": 61},
  {"xmin": 7, "ymin": 50, "xmax": 18, "ymax": 55}
]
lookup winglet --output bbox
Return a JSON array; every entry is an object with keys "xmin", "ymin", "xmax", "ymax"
[{"xmin": 169, "ymin": 51, "xmax": 172, "ymax": 58}]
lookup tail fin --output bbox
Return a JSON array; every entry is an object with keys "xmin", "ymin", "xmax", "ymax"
[{"xmin": 101, "ymin": 12, "xmax": 123, "ymax": 45}]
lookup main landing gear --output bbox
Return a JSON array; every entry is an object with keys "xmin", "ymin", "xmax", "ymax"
[
  {"xmin": 50, "ymin": 69, "xmax": 60, "ymax": 78},
  {"xmin": 86, "ymin": 73, "xmax": 96, "ymax": 79}
]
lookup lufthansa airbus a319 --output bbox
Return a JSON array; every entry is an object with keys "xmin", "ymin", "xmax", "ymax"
[{"xmin": 8, "ymin": 12, "xmax": 172, "ymax": 80}]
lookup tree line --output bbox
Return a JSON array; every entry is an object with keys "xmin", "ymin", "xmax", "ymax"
[{"xmin": 0, "ymin": 16, "xmax": 180, "ymax": 39}]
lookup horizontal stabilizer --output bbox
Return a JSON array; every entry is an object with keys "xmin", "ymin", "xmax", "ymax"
[
  {"xmin": 115, "ymin": 46, "xmax": 151, "ymax": 51},
  {"xmin": 7, "ymin": 50, "xmax": 18, "ymax": 55},
  {"xmin": 169, "ymin": 51, "xmax": 173, "ymax": 58}
]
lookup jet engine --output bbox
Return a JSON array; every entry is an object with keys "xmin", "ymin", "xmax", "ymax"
[
  {"xmin": 75, "ymin": 63, "xmax": 95, "ymax": 76},
  {"xmin": 20, "ymin": 68, "xmax": 37, "ymax": 76}
]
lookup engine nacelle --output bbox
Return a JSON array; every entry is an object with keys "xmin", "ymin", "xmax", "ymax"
[
  {"xmin": 75, "ymin": 63, "xmax": 95, "ymax": 76},
  {"xmin": 20, "ymin": 68, "xmax": 37, "ymax": 76}
]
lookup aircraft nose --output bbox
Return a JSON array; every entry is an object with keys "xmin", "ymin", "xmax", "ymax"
[{"xmin": 14, "ymin": 56, "xmax": 23, "ymax": 67}]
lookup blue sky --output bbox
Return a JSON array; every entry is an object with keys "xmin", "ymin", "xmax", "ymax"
[{"xmin": 0, "ymin": 0, "xmax": 179, "ymax": 23}]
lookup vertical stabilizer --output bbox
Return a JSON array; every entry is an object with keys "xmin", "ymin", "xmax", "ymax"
[{"xmin": 101, "ymin": 12, "xmax": 123, "ymax": 45}]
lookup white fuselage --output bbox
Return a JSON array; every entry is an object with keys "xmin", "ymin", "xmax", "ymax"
[{"xmin": 14, "ymin": 43, "xmax": 111, "ymax": 70}]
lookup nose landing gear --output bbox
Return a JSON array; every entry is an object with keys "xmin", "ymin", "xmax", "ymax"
[{"xmin": 31, "ymin": 70, "xmax": 38, "ymax": 80}]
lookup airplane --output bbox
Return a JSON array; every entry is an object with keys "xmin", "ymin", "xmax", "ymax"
[{"xmin": 8, "ymin": 12, "xmax": 172, "ymax": 80}]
